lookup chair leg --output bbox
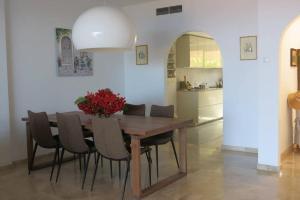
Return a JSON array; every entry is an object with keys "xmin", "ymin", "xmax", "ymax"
[
  {"xmin": 50, "ymin": 147, "xmax": 59, "ymax": 181},
  {"xmin": 83, "ymin": 154, "xmax": 87, "ymax": 169},
  {"xmin": 145, "ymin": 151, "xmax": 152, "ymax": 186},
  {"xmin": 170, "ymin": 138, "xmax": 180, "ymax": 169},
  {"xmin": 91, "ymin": 137, "xmax": 97, "ymax": 164},
  {"xmin": 100, "ymin": 155, "xmax": 103, "ymax": 168},
  {"xmin": 57, "ymin": 148, "xmax": 60, "ymax": 165},
  {"xmin": 118, "ymin": 161, "xmax": 121, "ymax": 181},
  {"xmin": 55, "ymin": 148, "xmax": 65, "ymax": 183},
  {"xmin": 121, "ymin": 160, "xmax": 130, "ymax": 200},
  {"xmin": 79, "ymin": 154, "xmax": 82, "ymax": 172},
  {"xmin": 94, "ymin": 152, "xmax": 97, "ymax": 165},
  {"xmin": 155, "ymin": 145, "xmax": 159, "ymax": 179},
  {"xmin": 110, "ymin": 160, "xmax": 113, "ymax": 179},
  {"xmin": 73, "ymin": 154, "xmax": 76, "ymax": 169},
  {"xmin": 91, "ymin": 153, "xmax": 101, "ymax": 191},
  {"xmin": 82, "ymin": 152, "xmax": 91, "ymax": 190},
  {"xmin": 81, "ymin": 153, "xmax": 87, "ymax": 178},
  {"xmin": 29, "ymin": 142, "xmax": 38, "ymax": 175}
]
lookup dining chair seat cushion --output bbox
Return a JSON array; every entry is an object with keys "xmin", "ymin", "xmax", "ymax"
[
  {"xmin": 141, "ymin": 105, "xmax": 175, "ymax": 146},
  {"xmin": 141, "ymin": 131, "xmax": 173, "ymax": 146}
]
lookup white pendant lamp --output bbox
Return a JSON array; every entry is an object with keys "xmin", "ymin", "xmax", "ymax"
[{"xmin": 72, "ymin": 6, "xmax": 136, "ymax": 51}]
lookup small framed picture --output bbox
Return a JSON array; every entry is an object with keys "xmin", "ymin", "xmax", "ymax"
[
  {"xmin": 136, "ymin": 45, "xmax": 148, "ymax": 65},
  {"xmin": 290, "ymin": 48, "xmax": 298, "ymax": 67},
  {"xmin": 240, "ymin": 36, "xmax": 257, "ymax": 60}
]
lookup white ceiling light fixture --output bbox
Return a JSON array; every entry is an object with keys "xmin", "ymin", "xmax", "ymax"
[{"xmin": 72, "ymin": 6, "xmax": 136, "ymax": 51}]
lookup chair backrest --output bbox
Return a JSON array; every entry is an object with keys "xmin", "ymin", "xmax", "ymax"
[
  {"xmin": 56, "ymin": 113, "xmax": 89, "ymax": 153},
  {"xmin": 123, "ymin": 103, "xmax": 146, "ymax": 116},
  {"xmin": 28, "ymin": 111, "xmax": 57, "ymax": 148},
  {"xmin": 150, "ymin": 105, "xmax": 174, "ymax": 118},
  {"xmin": 92, "ymin": 117, "xmax": 129, "ymax": 160}
]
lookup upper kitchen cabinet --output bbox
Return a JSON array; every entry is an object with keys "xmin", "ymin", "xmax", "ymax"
[{"xmin": 176, "ymin": 33, "xmax": 222, "ymax": 68}]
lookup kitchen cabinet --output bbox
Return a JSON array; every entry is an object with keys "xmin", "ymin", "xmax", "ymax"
[
  {"xmin": 176, "ymin": 34, "xmax": 222, "ymax": 68},
  {"xmin": 167, "ymin": 44, "xmax": 176, "ymax": 78},
  {"xmin": 177, "ymin": 89, "xmax": 223, "ymax": 125}
]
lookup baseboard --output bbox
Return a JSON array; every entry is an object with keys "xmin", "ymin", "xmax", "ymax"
[
  {"xmin": 0, "ymin": 163, "xmax": 15, "ymax": 171},
  {"xmin": 0, "ymin": 152, "xmax": 54, "ymax": 170},
  {"xmin": 222, "ymin": 145, "xmax": 258, "ymax": 154},
  {"xmin": 257, "ymin": 163, "xmax": 280, "ymax": 172},
  {"xmin": 280, "ymin": 145, "xmax": 293, "ymax": 162}
]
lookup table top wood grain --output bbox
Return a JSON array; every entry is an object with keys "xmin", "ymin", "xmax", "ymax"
[{"xmin": 22, "ymin": 111, "xmax": 193, "ymax": 139}]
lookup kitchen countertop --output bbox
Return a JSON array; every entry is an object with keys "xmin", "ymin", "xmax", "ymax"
[{"xmin": 178, "ymin": 88, "xmax": 223, "ymax": 92}]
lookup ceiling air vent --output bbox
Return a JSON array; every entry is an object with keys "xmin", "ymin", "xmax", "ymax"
[
  {"xmin": 170, "ymin": 5, "xmax": 182, "ymax": 14},
  {"xmin": 156, "ymin": 5, "xmax": 182, "ymax": 16},
  {"xmin": 156, "ymin": 7, "xmax": 169, "ymax": 16}
]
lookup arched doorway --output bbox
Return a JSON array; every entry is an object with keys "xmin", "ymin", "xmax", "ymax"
[
  {"xmin": 165, "ymin": 31, "xmax": 224, "ymax": 147},
  {"xmin": 279, "ymin": 16, "xmax": 300, "ymax": 162}
]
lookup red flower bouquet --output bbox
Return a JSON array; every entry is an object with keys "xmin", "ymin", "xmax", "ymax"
[{"xmin": 75, "ymin": 89, "xmax": 126, "ymax": 117}]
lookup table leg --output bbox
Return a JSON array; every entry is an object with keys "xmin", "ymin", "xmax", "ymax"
[
  {"xmin": 179, "ymin": 127, "xmax": 187, "ymax": 173},
  {"xmin": 26, "ymin": 122, "xmax": 33, "ymax": 173},
  {"xmin": 141, "ymin": 128, "xmax": 188, "ymax": 198},
  {"xmin": 131, "ymin": 137, "xmax": 142, "ymax": 199}
]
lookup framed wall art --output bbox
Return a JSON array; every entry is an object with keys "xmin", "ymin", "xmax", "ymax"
[
  {"xmin": 56, "ymin": 28, "xmax": 93, "ymax": 76},
  {"xmin": 290, "ymin": 48, "xmax": 298, "ymax": 67},
  {"xmin": 136, "ymin": 45, "xmax": 148, "ymax": 65},
  {"xmin": 240, "ymin": 36, "xmax": 257, "ymax": 60}
]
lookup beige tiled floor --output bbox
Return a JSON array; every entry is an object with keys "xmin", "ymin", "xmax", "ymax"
[{"xmin": 1, "ymin": 120, "xmax": 300, "ymax": 200}]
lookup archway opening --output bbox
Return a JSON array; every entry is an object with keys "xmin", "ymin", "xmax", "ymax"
[
  {"xmin": 279, "ymin": 16, "xmax": 300, "ymax": 163},
  {"xmin": 165, "ymin": 31, "xmax": 224, "ymax": 147}
]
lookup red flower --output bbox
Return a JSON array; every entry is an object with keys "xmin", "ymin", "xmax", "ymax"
[{"xmin": 75, "ymin": 88, "xmax": 126, "ymax": 117}]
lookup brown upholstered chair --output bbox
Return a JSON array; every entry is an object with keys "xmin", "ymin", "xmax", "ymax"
[
  {"xmin": 91, "ymin": 118, "xmax": 152, "ymax": 199},
  {"xmin": 122, "ymin": 103, "xmax": 146, "ymax": 144},
  {"xmin": 55, "ymin": 113, "xmax": 96, "ymax": 189},
  {"xmin": 141, "ymin": 105, "xmax": 179, "ymax": 179},
  {"xmin": 122, "ymin": 103, "xmax": 151, "ymax": 182},
  {"xmin": 27, "ymin": 111, "xmax": 61, "ymax": 181},
  {"xmin": 123, "ymin": 103, "xmax": 146, "ymax": 116}
]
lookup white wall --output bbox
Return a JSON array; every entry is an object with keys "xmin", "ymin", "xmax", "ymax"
[
  {"xmin": 3, "ymin": 0, "xmax": 300, "ymax": 168},
  {"xmin": 124, "ymin": 0, "xmax": 259, "ymax": 150},
  {"xmin": 0, "ymin": 0, "xmax": 12, "ymax": 166},
  {"xmin": 6, "ymin": 0, "xmax": 125, "ymax": 161},
  {"xmin": 257, "ymin": 0, "xmax": 300, "ymax": 167},
  {"xmin": 279, "ymin": 18, "xmax": 300, "ymax": 155}
]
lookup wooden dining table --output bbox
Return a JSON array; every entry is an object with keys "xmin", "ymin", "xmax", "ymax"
[{"xmin": 22, "ymin": 111, "xmax": 192, "ymax": 199}]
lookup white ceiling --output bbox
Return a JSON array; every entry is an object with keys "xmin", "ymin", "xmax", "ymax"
[{"xmin": 102, "ymin": 0, "xmax": 157, "ymax": 7}]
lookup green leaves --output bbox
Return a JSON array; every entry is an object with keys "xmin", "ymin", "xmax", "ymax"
[{"xmin": 74, "ymin": 96, "xmax": 87, "ymax": 105}]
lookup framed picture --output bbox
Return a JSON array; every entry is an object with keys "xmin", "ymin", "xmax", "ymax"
[
  {"xmin": 136, "ymin": 45, "xmax": 148, "ymax": 65},
  {"xmin": 56, "ymin": 28, "xmax": 93, "ymax": 76},
  {"xmin": 290, "ymin": 48, "xmax": 298, "ymax": 67},
  {"xmin": 240, "ymin": 36, "xmax": 257, "ymax": 60}
]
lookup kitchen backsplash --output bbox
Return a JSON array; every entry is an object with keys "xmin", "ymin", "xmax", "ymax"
[{"xmin": 176, "ymin": 68, "xmax": 223, "ymax": 88}]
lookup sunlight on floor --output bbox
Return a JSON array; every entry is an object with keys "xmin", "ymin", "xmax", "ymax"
[{"xmin": 1, "ymin": 120, "xmax": 300, "ymax": 200}]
